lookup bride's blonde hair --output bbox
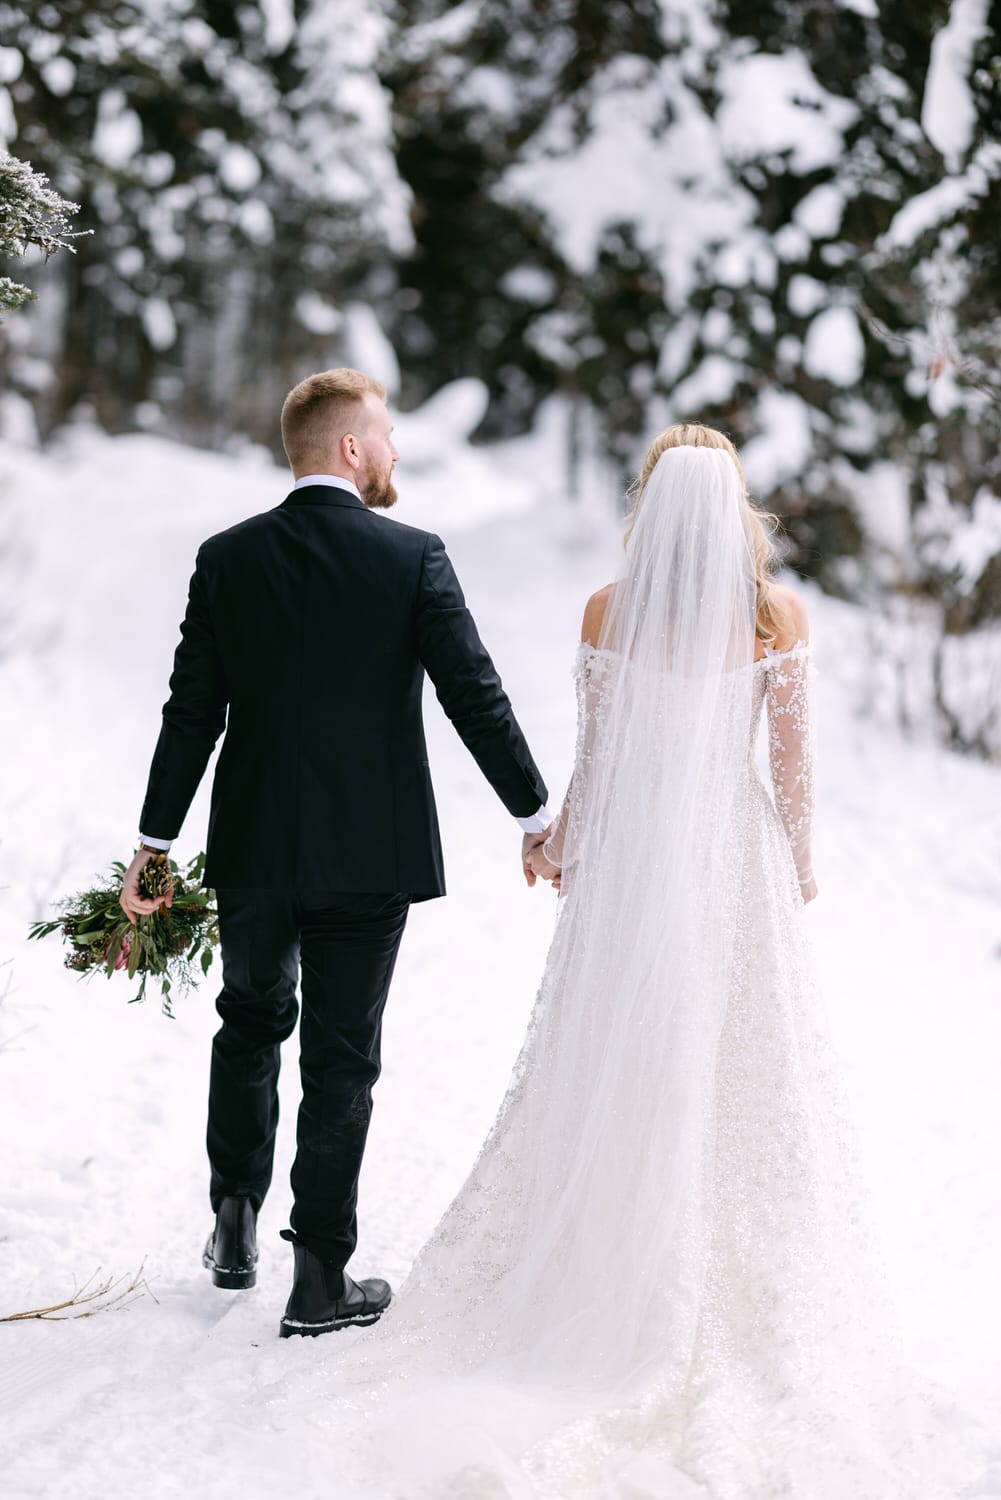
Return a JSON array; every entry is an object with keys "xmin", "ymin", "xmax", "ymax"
[{"xmin": 624, "ymin": 421, "xmax": 783, "ymax": 647}]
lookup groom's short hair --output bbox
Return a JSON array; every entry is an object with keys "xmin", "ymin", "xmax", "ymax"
[{"xmin": 281, "ymin": 368, "xmax": 388, "ymax": 470}]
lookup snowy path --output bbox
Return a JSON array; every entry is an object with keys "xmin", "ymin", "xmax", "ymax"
[{"xmin": 0, "ymin": 430, "xmax": 999, "ymax": 1497}]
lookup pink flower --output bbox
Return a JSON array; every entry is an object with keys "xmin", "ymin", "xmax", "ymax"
[{"xmin": 112, "ymin": 930, "xmax": 133, "ymax": 971}]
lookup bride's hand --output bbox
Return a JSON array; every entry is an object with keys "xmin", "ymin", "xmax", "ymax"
[
  {"xmin": 800, "ymin": 877, "xmax": 818, "ymax": 904},
  {"xmin": 528, "ymin": 846, "xmax": 561, "ymax": 889}
]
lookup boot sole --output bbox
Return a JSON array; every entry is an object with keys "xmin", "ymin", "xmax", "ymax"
[
  {"xmin": 202, "ymin": 1250, "xmax": 257, "ymax": 1290},
  {"xmin": 278, "ymin": 1305, "xmax": 389, "ymax": 1338}
]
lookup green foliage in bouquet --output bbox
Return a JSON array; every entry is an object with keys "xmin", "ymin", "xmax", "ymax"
[{"xmin": 28, "ymin": 853, "xmax": 219, "ymax": 1017}]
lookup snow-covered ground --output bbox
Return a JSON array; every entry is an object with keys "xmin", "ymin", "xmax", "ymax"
[{"xmin": 0, "ymin": 407, "xmax": 999, "ymax": 1497}]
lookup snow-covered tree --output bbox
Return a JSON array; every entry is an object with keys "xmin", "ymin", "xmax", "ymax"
[
  {"xmin": 384, "ymin": 0, "xmax": 1000, "ymax": 752},
  {"xmin": 0, "ymin": 0, "xmax": 409, "ymax": 440},
  {"xmin": 382, "ymin": 0, "xmax": 668, "ymax": 441},
  {"xmin": 2, "ymin": 0, "xmax": 999, "ymax": 752}
]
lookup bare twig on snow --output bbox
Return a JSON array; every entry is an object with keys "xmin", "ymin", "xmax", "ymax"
[{"xmin": 0, "ymin": 1261, "xmax": 157, "ymax": 1322}]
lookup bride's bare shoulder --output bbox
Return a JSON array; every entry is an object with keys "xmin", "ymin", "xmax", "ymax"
[
  {"xmin": 766, "ymin": 583, "xmax": 810, "ymax": 651},
  {"xmin": 581, "ymin": 584, "xmax": 615, "ymax": 646}
]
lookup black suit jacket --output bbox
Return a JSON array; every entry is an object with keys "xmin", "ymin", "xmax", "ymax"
[{"xmin": 139, "ymin": 485, "xmax": 548, "ymax": 898}]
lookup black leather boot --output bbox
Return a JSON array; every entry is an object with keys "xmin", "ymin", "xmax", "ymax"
[
  {"xmin": 278, "ymin": 1237, "xmax": 392, "ymax": 1338},
  {"xmin": 202, "ymin": 1196, "xmax": 259, "ymax": 1290}
]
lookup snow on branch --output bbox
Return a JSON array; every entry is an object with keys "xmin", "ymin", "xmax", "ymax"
[{"xmin": 0, "ymin": 152, "xmax": 84, "ymax": 315}]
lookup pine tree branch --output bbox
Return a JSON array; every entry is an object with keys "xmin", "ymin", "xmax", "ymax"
[
  {"xmin": 0, "ymin": 153, "xmax": 82, "ymax": 258},
  {"xmin": 0, "ymin": 152, "xmax": 87, "ymax": 315}
]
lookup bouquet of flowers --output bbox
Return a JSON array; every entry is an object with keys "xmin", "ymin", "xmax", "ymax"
[{"xmin": 28, "ymin": 852, "xmax": 219, "ymax": 1016}]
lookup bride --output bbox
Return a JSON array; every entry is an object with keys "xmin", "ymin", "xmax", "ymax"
[{"xmin": 279, "ymin": 424, "xmax": 962, "ymax": 1498}]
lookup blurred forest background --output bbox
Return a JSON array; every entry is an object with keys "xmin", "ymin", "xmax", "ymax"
[{"xmin": 1, "ymin": 0, "xmax": 1000, "ymax": 755}]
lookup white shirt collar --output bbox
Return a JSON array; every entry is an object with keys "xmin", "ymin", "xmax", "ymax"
[{"xmin": 292, "ymin": 474, "xmax": 363, "ymax": 502}]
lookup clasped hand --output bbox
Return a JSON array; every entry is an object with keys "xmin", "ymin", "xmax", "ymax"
[{"xmin": 521, "ymin": 829, "xmax": 561, "ymax": 892}]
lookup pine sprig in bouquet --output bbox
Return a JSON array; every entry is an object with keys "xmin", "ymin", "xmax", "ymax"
[{"xmin": 28, "ymin": 853, "xmax": 218, "ymax": 1017}]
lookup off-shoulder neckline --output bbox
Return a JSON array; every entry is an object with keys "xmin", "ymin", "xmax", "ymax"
[{"xmin": 575, "ymin": 640, "xmax": 810, "ymax": 671}]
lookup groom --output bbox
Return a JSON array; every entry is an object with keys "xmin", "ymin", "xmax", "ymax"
[{"xmin": 119, "ymin": 368, "xmax": 552, "ymax": 1337}]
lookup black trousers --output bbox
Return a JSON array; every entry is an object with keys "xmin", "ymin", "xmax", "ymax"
[{"xmin": 206, "ymin": 889, "xmax": 410, "ymax": 1267}]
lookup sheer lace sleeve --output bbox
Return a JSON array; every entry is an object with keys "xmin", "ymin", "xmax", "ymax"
[
  {"xmin": 542, "ymin": 793, "xmax": 569, "ymax": 869},
  {"xmin": 541, "ymin": 647, "xmax": 607, "ymax": 870},
  {"xmin": 765, "ymin": 644, "xmax": 814, "ymax": 887}
]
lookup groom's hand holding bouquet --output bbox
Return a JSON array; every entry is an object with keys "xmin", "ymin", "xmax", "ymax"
[{"xmin": 119, "ymin": 844, "xmax": 175, "ymax": 923}]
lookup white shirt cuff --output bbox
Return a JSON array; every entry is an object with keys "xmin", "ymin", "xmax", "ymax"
[
  {"xmin": 516, "ymin": 806, "xmax": 554, "ymax": 835},
  {"xmin": 139, "ymin": 833, "xmax": 173, "ymax": 850}
]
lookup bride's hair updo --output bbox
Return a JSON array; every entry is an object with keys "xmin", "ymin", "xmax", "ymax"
[{"xmin": 624, "ymin": 421, "xmax": 783, "ymax": 646}]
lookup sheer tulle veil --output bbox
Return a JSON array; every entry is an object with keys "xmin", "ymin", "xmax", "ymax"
[{"xmin": 521, "ymin": 443, "xmax": 762, "ymax": 1381}]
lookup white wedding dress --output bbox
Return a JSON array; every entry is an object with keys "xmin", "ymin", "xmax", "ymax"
[{"xmin": 275, "ymin": 449, "xmax": 969, "ymax": 1498}]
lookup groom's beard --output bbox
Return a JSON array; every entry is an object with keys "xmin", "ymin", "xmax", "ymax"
[{"xmin": 363, "ymin": 465, "xmax": 398, "ymax": 510}]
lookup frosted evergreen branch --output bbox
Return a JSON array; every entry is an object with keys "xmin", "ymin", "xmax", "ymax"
[
  {"xmin": 0, "ymin": 152, "xmax": 85, "ymax": 314},
  {"xmin": 0, "ymin": 275, "xmax": 33, "ymax": 313},
  {"xmin": 0, "ymin": 153, "xmax": 81, "ymax": 257}
]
